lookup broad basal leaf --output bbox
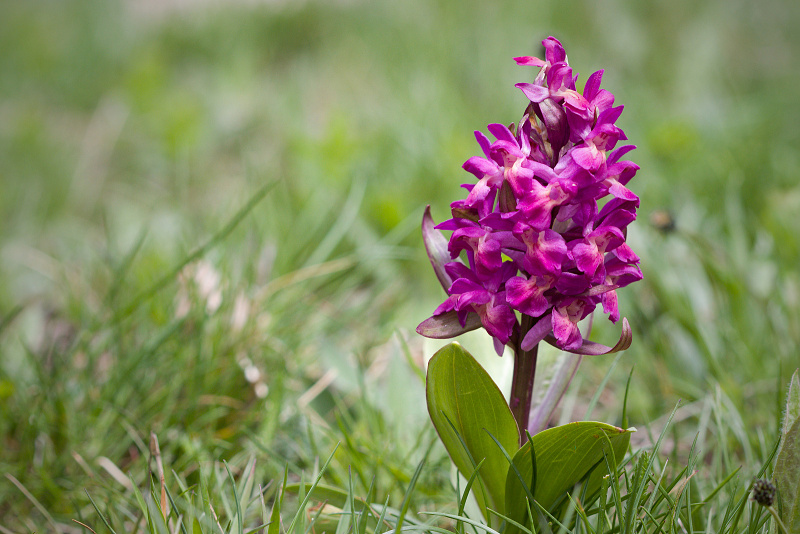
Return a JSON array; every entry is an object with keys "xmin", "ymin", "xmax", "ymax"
[
  {"xmin": 505, "ymin": 421, "xmax": 633, "ymax": 532},
  {"xmin": 426, "ymin": 343, "xmax": 519, "ymax": 521},
  {"xmin": 774, "ymin": 369, "xmax": 800, "ymax": 532}
]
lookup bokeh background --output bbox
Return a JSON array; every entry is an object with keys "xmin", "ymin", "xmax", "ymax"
[{"xmin": 2, "ymin": 0, "xmax": 799, "ymax": 528}]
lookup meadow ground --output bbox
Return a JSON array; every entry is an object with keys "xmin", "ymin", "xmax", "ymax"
[{"xmin": 1, "ymin": 0, "xmax": 799, "ymax": 531}]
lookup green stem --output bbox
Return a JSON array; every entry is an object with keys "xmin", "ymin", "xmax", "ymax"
[
  {"xmin": 768, "ymin": 506, "xmax": 789, "ymax": 534},
  {"xmin": 509, "ymin": 315, "xmax": 539, "ymax": 446}
]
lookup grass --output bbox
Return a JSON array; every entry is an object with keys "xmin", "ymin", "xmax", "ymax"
[{"xmin": 1, "ymin": 0, "xmax": 800, "ymax": 531}]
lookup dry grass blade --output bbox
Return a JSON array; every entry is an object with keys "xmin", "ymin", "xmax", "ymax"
[
  {"xmin": 6, "ymin": 473, "xmax": 61, "ymax": 533},
  {"xmin": 151, "ymin": 431, "xmax": 169, "ymax": 520},
  {"xmin": 97, "ymin": 456, "xmax": 135, "ymax": 490},
  {"xmin": 71, "ymin": 519, "xmax": 98, "ymax": 534}
]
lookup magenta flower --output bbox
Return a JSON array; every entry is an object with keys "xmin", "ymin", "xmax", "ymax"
[
  {"xmin": 433, "ymin": 261, "xmax": 518, "ymax": 345},
  {"xmin": 418, "ymin": 36, "xmax": 640, "ymax": 357},
  {"xmin": 461, "ymin": 123, "xmax": 536, "ymax": 211}
]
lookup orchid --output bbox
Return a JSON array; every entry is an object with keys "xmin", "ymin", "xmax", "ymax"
[{"xmin": 418, "ymin": 36, "xmax": 642, "ymax": 439}]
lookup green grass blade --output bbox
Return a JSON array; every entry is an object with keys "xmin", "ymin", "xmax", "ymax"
[
  {"xmin": 163, "ymin": 479, "xmax": 189, "ymax": 534},
  {"xmin": 84, "ymin": 489, "xmax": 119, "ymax": 534},
  {"xmin": 457, "ymin": 458, "xmax": 487, "ymax": 534},
  {"xmin": 583, "ymin": 352, "xmax": 623, "ymax": 421},
  {"xmin": 621, "ymin": 366, "xmax": 634, "ymax": 430},
  {"xmin": 486, "ymin": 429, "xmax": 534, "ymax": 506},
  {"xmin": 357, "ymin": 476, "xmax": 377, "ymax": 534},
  {"xmin": 485, "ymin": 509, "xmax": 534, "ymax": 534},
  {"xmin": 418, "ymin": 512, "xmax": 502, "ymax": 534},
  {"xmin": 333, "ymin": 468, "xmax": 354, "ymax": 534},
  {"xmin": 375, "ymin": 495, "xmax": 392, "ymax": 534},
  {"xmin": 269, "ymin": 466, "xmax": 289, "ymax": 534},
  {"xmin": 394, "ymin": 437, "xmax": 435, "ymax": 534},
  {"xmin": 286, "ymin": 444, "xmax": 340, "ymax": 534},
  {"xmin": 224, "ymin": 460, "xmax": 244, "ymax": 534},
  {"xmin": 623, "ymin": 401, "xmax": 680, "ymax": 533},
  {"xmin": 115, "ymin": 181, "xmax": 275, "ymax": 321}
]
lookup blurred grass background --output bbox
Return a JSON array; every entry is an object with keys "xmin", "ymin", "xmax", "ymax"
[{"xmin": 1, "ymin": 0, "xmax": 799, "ymax": 529}]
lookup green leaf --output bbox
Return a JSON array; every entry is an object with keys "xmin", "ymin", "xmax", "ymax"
[
  {"xmin": 268, "ymin": 466, "xmax": 288, "ymax": 534},
  {"xmin": 505, "ymin": 421, "xmax": 633, "ymax": 531},
  {"xmin": 426, "ymin": 342, "xmax": 519, "ymax": 519},
  {"xmin": 774, "ymin": 369, "xmax": 800, "ymax": 532},
  {"xmin": 778, "ymin": 369, "xmax": 800, "ymax": 447}
]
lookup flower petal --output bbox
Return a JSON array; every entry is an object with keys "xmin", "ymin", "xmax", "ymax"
[
  {"xmin": 515, "ymin": 83, "xmax": 550, "ymax": 103},
  {"xmin": 608, "ymin": 144, "xmax": 636, "ymax": 164},
  {"xmin": 602, "ymin": 289, "xmax": 620, "ymax": 323},
  {"xmin": 478, "ymin": 296, "xmax": 517, "ymax": 344},
  {"xmin": 572, "ymin": 144, "xmax": 605, "ymax": 171},
  {"xmin": 506, "ymin": 275, "xmax": 551, "ymax": 317},
  {"xmin": 521, "ymin": 316, "xmax": 554, "ymax": 351},
  {"xmin": 487, "ymin": 123, "xmax": 516, "ymax": 144},
  {"xmin": 462, "ymin": 156, "xmax": 499, "ymax": 178},
  {"xmin": 552, "ymin": 305, "xmax": 583, "ymax": 350},
  {"xmin": 514, "ymin": 55, "xmax": 546, "ymax": 67},
  {"xmin": 583, "ymin": 69, "xmax": 604, "ymax": 101},
  {"xmin": 474, "ymin": 130, "xmax": 492, "ymax": 158},
  {"xmin": 542, "ymin": 36, "xmax": 566, "ymax": 64},
  {"xmin": 608, "ymin": 181, "xmax": 639, "ymax": 202}
]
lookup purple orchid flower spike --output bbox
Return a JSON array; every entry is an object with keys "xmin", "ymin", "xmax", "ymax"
[{"xmin": 418, "ymin": 37, "xmax": 641, "ymax": 440}]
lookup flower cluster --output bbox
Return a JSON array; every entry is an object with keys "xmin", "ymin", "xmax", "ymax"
[
  {"xmin": 418, "ymin": 37, "xmax": 642, "ymax": 354},
  {"xmin": 751, "ymin": 479, "xmax": 776, "ymax": 508}
]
